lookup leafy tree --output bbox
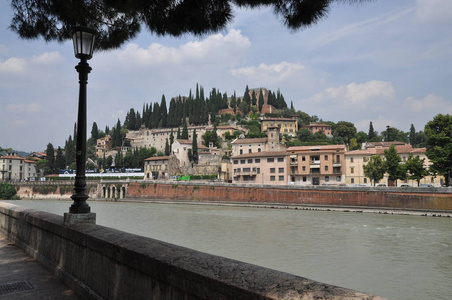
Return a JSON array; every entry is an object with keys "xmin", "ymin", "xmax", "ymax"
[
  {"xmin": 181, "ymin": 119, "xmax": 189, "ymax": 140},
  {"xmin": 382, "ymin": 126, "xmax": 407, "ymax": 143},
  {"xmin": 55, "ymin": 147, "xmax": 66, "ymax": 170},
  {"xmin": 349, "ymin": 138, "xmax": 360, "ymax": 151},
  {"xmin": 0, "ymin": 182, "xmax": 17, "ymax": 200},
  {"xmin": 425, "ymin": 114, "xmax": 452, "ymax": 186},
  {"xmin": 91, "ymin": 122, "xmax": 99, "ymax": 143},
  {"xmin": 297, "ymin": 128, "xmax": 314, "ymax": 142},
  {"xmin": 363, "ymin": 155, "xmax": 386, "ymax": 186},
  {"xmin": 405, "ymin": 155, "xmax": 429, "ymax": 186},
  {"xmin": 333, "ymin": 121, "xmax": 356, "ymax": 145},
  {"xmin": 384, "ymin": 145, "xmax": 403, "ymax": 186},
  {"xmin": 45, "ymin": 143, "xmax": 55, "ymax": 174}
]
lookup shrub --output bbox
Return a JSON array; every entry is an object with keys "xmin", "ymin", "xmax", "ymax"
[{"xmin": 0, "ymin": 183, "xmax": 18, "ymax": 200}]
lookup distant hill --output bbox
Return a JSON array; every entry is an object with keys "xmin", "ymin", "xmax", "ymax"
[{"xmin": 0, "ymin": 146, "xmax": 30, "ymax": 157}]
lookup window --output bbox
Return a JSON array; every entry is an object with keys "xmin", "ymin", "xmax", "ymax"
[
  {"xmin": 255, "ymin": 159, "xmax": 260, "ymax": 163},
  {"xmin": 350, "ymin": 167, "xmax": 354, "ymax": 174},
  {"xmin": 364, "ymin": 178, "xmax": 368, "ymax": 184},
  {"xmin": 351, "ymin": 178, "xmax": 355, "ymax": 183},
  {"xmin": 248, "ymin": 159, "xmax": 253, "ymax": 163},
  {"xmin": 257, "ymin": 168, "xmax": 260, "ymax": 174},
  {"xmin": 350, "ymin": 157, "xmax": 354, "ymax": 163},
  {"xmin": 240, "ymin": 160, "xmax": 245, "ymax": 164},
  {"xmin": 302, "ymin": 176, "xmax": 307, "ymax": 182},
  {"xmin": 279, "ymin": 168, "xmax": 284, "ymax": 173},
  {"xmin": 243, "ymin": 168, "xmax": 251, "ymax": 172},
  {"xmin": 249, "ymin": 149, "xmax": 252, "ymax": 153},
  {"xmin": 325, "ymin": 166, "xmax": 329, "ymax": 171},
  {"xmin": 277, "ymin": 157, "xmax": 284, "ymax": 162},
  {"xmin": 302, "ymin": 166, "xmax": 306, "ymax": 171},
  {"xmin": 270, "ymin": 176, "xmax": 276, "ymax": 181},
  {"xmin": 270, "ymin": 168, "xmax": 275, "ymax": 173},
  {"xmin": 302, "ymin": 156, "xmax": 306, "ymax": 161},
  {"xmin": 240, "ymin": 149, "xmax": 243, "ymax": 154},
  {"xmin": 325, "ymin": 176, "xmax": 329, "ymax": 182},
  {"xmin": 267, "ymin": 158, "xmax": 274, "ymax": 163},
  {"xmin": 336, "ymin": 176, "xmax": 341, "ymax": 182},
  {"xmin": 279, "ymin": 175, "xmax": 284, "ymax": 181},
  {"xmin": 233, "ymin": 160, "xmax": 238, "ymax": 164},
  {"xmin": 324, "ymin": 155, "xmax": 328, "ymax": 160},
  {"xmin": 258, "ymin": 148, "xmax": 261, "ymax": 152}
]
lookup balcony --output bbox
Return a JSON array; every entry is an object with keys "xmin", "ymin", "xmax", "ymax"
[
  {"xmin": 310, "ymin": 160, "xmax": 321, "ymax": 165},
  {"xmin": 290, "ymin": 160, "xmax": 298, "ymax": 166},
  {"xmin": 236, "ymin": 170, "xmax": 258, "ymax": 176}
]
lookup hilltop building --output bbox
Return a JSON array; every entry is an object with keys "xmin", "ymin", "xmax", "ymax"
[{"xmin": 261, "ymin": 117, "xmax": 298, "ymax": 136}]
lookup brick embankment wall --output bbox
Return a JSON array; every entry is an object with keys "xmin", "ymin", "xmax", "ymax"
[
  {"xmin": 127, "ymin": 182, "xmax": 452, "ymax": 211},
  {"xmin": 0, "ymin": 202, "xmax": 386, "ymax": 300},
  {"xmin": 14, "ymin": 181, "xmax": 100, "ymax": 200}
]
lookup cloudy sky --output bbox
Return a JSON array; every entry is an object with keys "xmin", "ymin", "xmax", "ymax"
[{"xmin": 1, "ymin": 0, "xmax": 451, "ymax": 152}]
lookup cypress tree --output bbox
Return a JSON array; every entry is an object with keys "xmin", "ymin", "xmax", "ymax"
[
  {"xmin": 182, "ymin": 118, "xmax": 189, "ymax": 139},
  {"xmin": 258, "ymin": 89, "xmax": 264, "ymax": 112},
  {"xmin": 192, "ymin": 129, "xmax": 198, "ymax": 164},
  {"xmin": 165, "ymin": 139, "xmax": 170, "ymax": 156},
  {"xmin": 46, "ymin": 143, "xmax": 55, "ymax": 174},
  {"xmin": 368, "ymin": 121, "xmax": 376, "ymax": 141},
  {"xmin": 160, "ymin": 95, "xmax": 168, "ymax": 128}
]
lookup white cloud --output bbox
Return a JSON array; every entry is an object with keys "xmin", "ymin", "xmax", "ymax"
[
  {"xmin": 415, "ymin": 0, "xmax": 452, "ymax": 24},
  {"xmin": 113, "ymin": 29, "xmax": 251, "ymax": 67},
  {"xmin": 311, "ymin": 80, "xmax": 394, "ymax": 107},
  {"xmin": 31, "ymin": 51, "xmax": 64, "ymax": 65},
  {"xmin": 404, "ymin": 94, "xmax": 452, "ymax": 113},
  {"xmin": 7, "ymin": 102, "xmax": 42, "ymax": 112},
  {"xmin": 0, "ymin": 57, "xmax": 26, "ymax": 73},
  {"xmin": 232, "ymin": 62, "xmax": 305, "ymax": 81}
]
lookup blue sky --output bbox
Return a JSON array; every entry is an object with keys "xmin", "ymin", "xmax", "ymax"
[{"xmin": 1, "ymin": 0, "xmax": 451, "ymax": 152}]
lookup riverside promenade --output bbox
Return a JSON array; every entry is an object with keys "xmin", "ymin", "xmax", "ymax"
[{"xmin": 0, "ymin": 234, "xmax": 79, "ymax": 299}]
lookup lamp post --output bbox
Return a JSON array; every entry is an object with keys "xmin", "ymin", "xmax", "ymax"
[{"xmin": 65, "ymin": 26, "xmax": 97, "ymax": 224}]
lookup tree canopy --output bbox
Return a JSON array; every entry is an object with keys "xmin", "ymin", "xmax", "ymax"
[{"xmin": 9, "ymin": 0, "xmax": 371, "ymax": 50}]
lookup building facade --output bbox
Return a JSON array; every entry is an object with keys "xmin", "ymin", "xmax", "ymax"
[
  {"xmin": 286, "ymin": 145, "xmax": 346, "ymax": 186},
  {"xmin": 261, "ymin": 118, "xmax": 298, "ymax": 136},
  {"xmin": 0, "ymin": 155, "xmax": 37, "ymax": 181},
  {"xmin": 231, "ymin": 151, "xmax": 287, "ymax": 185},
  {"xmin": 231, "ymin": 128, "xmax": 286, "ymax": 156},
  {"xmin": 303, "ymin": 123, "xmax": 332, "ymax": 136},
  {"xmin": 144, "ymin": 156, "xmax": 172, "ymax": 180}
]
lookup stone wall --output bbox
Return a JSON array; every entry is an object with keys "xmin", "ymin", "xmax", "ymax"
[
  {"xmin": 127, "ymin": 182, "xmax": 452, "ymax": 211},
  {"xmin": 0, "ymin": 202, "xmax": 385, "ymax": 300}
]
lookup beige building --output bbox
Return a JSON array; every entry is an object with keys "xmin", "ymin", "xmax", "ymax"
[
  {"xmin": 96, "ymin": 135, "xmax": 112, "ymax": 157},
  {"xmin": 0, "ymin": 155, "xmax": 37, "ymax": 181},
  {"xmin": 346, "ymin": 144, "xmax": 443, "ymax": 186},
  {"xmin": 231, "ymin": 128, "xmax": 286, "ymax": 156},
  {"xmin": 144, "ymin": 156, "xmax": 171, "ymax": 180},
  {"xmin": 287, "ymin": 145, "xmax": 346, "ymax": 186},
  {"xmin": 261, "ymin": 118, "xmax": 298, "ymax": 136},
  {"xmin": 231, "ymin": 151, "xmax": 287, "ymax": 185},
  {"xmin": 127, "ymin": 126, "xmax": 208, "ymax": 153}
]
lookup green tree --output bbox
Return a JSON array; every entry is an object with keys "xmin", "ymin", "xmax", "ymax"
[
  {"xmin": 192, "ymin": 129, "xmax": 199, "ymax": 164},
  {"xmin": 55, "ymin": 147, "xmax": 66, "ymax": 170},
  {"xmin": 384, "ymin": 145, "xmax": 403, "ymax": 186},
  {"xmin": 333, "ymin": 121, "xmax": 357, "ymax": 145},
  {"xmin": 363, "ymin": 155, "xmax": 386, "ymax": 186},
  {"xmin": 165, "ymin": 139, "xmax": 170, "ymax": 156},
  {"xmin": 368, "ymin": 121, "xmax": 376, "ymax": 141},
  {"xmin": 425, "ymin": 114, "xmax": 452, "ymax": 186},
  {"xmin": 405, "ymin": 155, "xmax": 428, "ymax": 186},
  {"xmin": 0, "ymin": 182, "xmax": 17, "ymax": 200},
  {"xmin": 181, "ymin": 119, "xmax": 189, "ymax": 140},
  {"xmin": 45, "ymin": 143, "xmax": 55, "ymax": 174},
  {"xmin": 8, "ymin": 1, "xmax": 370, "ymax": 51},
  {"xmin": 91, "ymin": 122, "xmax": 99, "ymax": 143}
]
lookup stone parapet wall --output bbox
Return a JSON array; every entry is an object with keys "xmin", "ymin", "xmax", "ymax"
[
  {"xmin": 127, "ymin": 182, "xmax": 452, "ymax": 211},
  {"xmin": 0, "ymin": 202, "xmax": 384, "ymax": 300}
]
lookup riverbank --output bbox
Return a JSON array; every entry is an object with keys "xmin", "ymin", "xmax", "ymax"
[{"xmin": 113, "ymin": 198, "xmax": 452, "ymax": 218}]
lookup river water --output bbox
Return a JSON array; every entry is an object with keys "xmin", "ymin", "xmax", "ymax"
[{"xmin": 4, "ymin": 199, "xmax": 452, "ymax": 300}]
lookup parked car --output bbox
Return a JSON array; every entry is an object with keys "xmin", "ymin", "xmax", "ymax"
[
  {"xmin": 419, "ymin": 183, "xmax": 434, "ymax": 188},
  {"xmin": 376, "ymin": 183, "xmax": 386, "ymax": 187},
  {"xmin": 400, "ymin": 184, "xmax": 411, "ymax": 187}
]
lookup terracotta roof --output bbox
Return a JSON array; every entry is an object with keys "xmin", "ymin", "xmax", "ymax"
[
  {"xmin": 346, "ymin": 148, "xmax": 385, "ymax": 156},
  {"xmin": 176, "ymin": 139, "xmax": 192, "ymax": 144},
  {"xmin": 262, "ymin": 117, "xmax": 296, "ymax": 122},
  {"xmin": 232, "ymin": 138, "xmax": 268, "ymax": 144},
  {"xmin": 287, "ymin": 145, "xmax": 346, "ymax": 152},
  {"xmin": 231, "ymin": 151, "xmax": 287, "ymax": 159},
  {"xmin": 0, "ymin": 155, "xmax": 25, "ymax": 160},
  {"xmin": 145, "ymin": 156, "xmax": 170, "ymax": 161}
]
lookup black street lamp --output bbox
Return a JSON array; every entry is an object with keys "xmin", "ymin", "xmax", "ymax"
[{"xmin": 66, "ymin": 26, "xmax": 97, "ymax": 222}]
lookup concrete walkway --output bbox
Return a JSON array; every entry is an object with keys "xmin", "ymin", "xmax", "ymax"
[{"xmin": 0, "ymin": 235, "xmax": 80, "ymax": 299}]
